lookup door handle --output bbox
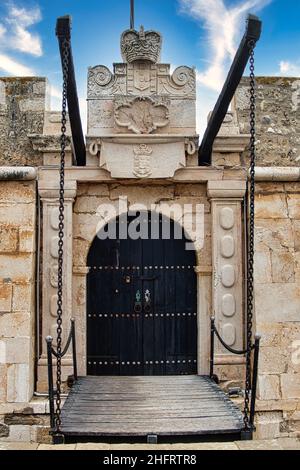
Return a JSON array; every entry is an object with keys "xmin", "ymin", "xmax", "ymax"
[
  {"xmin": 144, "ymin": 289, "xmax": 152, "ymax": 314},
  {"xmin": 134, "ymin": 290, "xmax": 142, "ymax": 313}
]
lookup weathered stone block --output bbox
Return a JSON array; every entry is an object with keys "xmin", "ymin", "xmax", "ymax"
[
  {"xmin": 255, "ymin": 284, "xmax": 300, "ymax": 322},
  {"xmin": 0, "ymin": 423, "xmax": 9, "ymax": 437},
  {"xmin": 281, "ymin": 374, "xmax": 300, "ymax": 399},
  {"xmin": 12, "ymin": 284, "xmax": 33, "ymax": 312},
  {"xmin": 174, "ymin": 184, "xmax": 207, "ymax": 197},
  {"xmin": 6, "ymin": 424, "xmax": 32, "ymax": 442},
  {"xmin": 0, "ymin": 182, "xmax": 35, "ymax": 204},
  {"xmin": 0, "ymin": 341, "xmax": 6, "ymax": 364},
  {"xmin": 4, "ymin": 414, "xmax": 44, "ymax": 426},
  {"xmin": 19, "ymin": 229, "xmax": 35, "ymax": 253},
  {"xmin": 0, "ymin": 78, "xmax": 46, "ymax": 167},
  {"xmin": 5, "ymin": 337, "xmax": 30, "ymax": 364},
  {"xmin": 287, "ymin": 194, "xmax": 300, "ymax": 219},
  {"xmin": 0, "ymin": 254, "xmax": 34, "ymax": 282},
  {"xmin": 254, "ymin": 251, "xmax": 272, "ymax": 284},
  {"xmin": 0, "ymin": 203, "xmax": 35, "ymax": 227},
  {"xmin": 255, "ymin": 194, "xmax": 288, "ymax": 219},
  {"xmin": 73, "ymin": 213, "xmax": 99, "ymax": 242},
  {"xmin": 77, "ymin": 183, "xmax": 110, "ymax": 197},
  {"xmin": 0, "ymin": 226, "xmax": 18, "ymax": 253},
  {"xmin": 73, "ymin": 239, "xmax": 90, "ymax": 267},
  {"xmin": 6, "ymin": 364, "xmax": 30, "ymax": 403},
  {"xmin": 0, "ymin": 282, "xmax": 12, "ymax": 312},
  {"xmin": 260, "ymin": 347, "xmax": 289, "ymax": 375},
  {"xmin": 258, "ymin": 374, "xmax": 281, "ymax": 400},
  {"xmin": 74, "ymin": 196, "xmax": 108, "ymax": 214},
  {"xmin": 109, "ymin": 185, "xmax": 175, "ymax": 205},
  {"xmin": 0, "ymin": 312, "xmax": 31, "ymax": 338},
  {"xmin": 254, "ymin": 412, "xmax": 282, "ymax": 440},
  {"xmin": 271, "ymin": 251, "xmax": 295, "ymax": 283},
  {"xmin": 294, "ymin": 220, "xmax": 300, "ymax": 253},
  {"xmin": 0, "ymin": 364, "xmax": 7, "ymax": 402},
  {"xmin": 34, "ymin": 425, "xmax": 52, "ymax": 444},
  {"xmin": 255, "ymin": 218, "xmax": 294, "ymax": 253}
]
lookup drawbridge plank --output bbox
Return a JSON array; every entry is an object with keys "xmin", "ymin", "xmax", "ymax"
[{"xmin": 60, "ymin": 375, "xmax": 244, "ymax": 437}]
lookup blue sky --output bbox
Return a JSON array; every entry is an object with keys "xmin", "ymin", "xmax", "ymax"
[{"xmin": 0, "ymin": 0, "xmax": 300, "ymax": 135}]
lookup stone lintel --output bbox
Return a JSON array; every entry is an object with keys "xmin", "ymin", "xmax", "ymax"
[
  {"xmin": 207, "ymin": 180, "xmax": 247, "ymax": 199},
  {"xmin": 38, "ymin": 166, "xmax": 246, "ymax": 184}
]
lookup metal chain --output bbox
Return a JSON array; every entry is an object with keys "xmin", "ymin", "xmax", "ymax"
[
  {"xmin": 55, "ymin": 37, "xmax": 70, "ymax": 433},
  {"xmin": 243, "ymin": 39, "xmax": 256, "ymax": 429}
]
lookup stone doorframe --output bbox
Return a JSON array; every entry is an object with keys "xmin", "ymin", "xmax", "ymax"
[{"xmin": 37, "ymin": 168, "xmax": 246, "ymax": 390}]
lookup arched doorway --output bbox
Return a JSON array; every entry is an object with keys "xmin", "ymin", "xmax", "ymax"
[{"xmin": 87, "ymin": 212, "xmax": 197, "ymax": 375}]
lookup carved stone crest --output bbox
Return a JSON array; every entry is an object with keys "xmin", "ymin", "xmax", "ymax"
[
  {"xmin": 133, "ymin": 144, "xmax": 153, "ymax": 178},
  {"xmin": 134, "ymin": 63, "xmax": 151, "ymax": 91},
  {"xmin": 121, "ymin": 26, "xmax": 162, "ymax": 63},
  {"xmin": 115, "ymin": 96, "xmax": 169, "ymax": 134}
]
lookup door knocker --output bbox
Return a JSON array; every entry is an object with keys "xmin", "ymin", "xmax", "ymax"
[
  {"xmin": 134, "ymin": 290, "xmax": 142, "ymax": 314},
  {"xmin": 144, "ymin": 289, "xmax": 152, "ymax": 314}
]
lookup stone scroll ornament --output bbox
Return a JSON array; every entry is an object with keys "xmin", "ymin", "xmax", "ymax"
[
  {"xmin": 115, "ymin": 96, "xmax": 169, "ymax": 134},
  {"xmin": 133, "ymin": 144, "xmax": 153, "ymax": 178}
]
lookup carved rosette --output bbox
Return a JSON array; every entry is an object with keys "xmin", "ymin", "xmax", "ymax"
[
  {"xmin": 115, "ymin": 96, "xmax": 169, "ymax": 134},
  {"xmin": 133, "ymin": 144, "xmax": 153, "ymax": 178}
]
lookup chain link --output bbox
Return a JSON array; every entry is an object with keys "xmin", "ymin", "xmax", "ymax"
[
  {"xmin": 55, "ymin": 37, "xmax": 70, "ymax": 433},
  {"xmin": 243, "ymin": 39, "xmax": 256, "ymax": 430}
]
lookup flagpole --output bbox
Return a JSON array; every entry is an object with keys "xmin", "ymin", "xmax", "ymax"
[{"xmin": 130, "ymin": 0, "xmax": 135, "ymax": 29}]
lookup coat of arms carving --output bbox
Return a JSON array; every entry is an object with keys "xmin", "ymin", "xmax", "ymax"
[
  {"xmin": 115, "ymin": 96, "xmax": 169, "ymax": 134},
  {"xmin": 133, "ymin": 144, "xmax": 153, "ymax": 178}
]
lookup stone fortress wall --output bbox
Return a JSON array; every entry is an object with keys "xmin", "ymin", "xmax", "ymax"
[
  {"xmin": 0, "ymin": 67, "xmax": 299, "ymax": 442},
  {"xmin": 234, "ymin": 77, "xmax": 300, "ymax": 438}
]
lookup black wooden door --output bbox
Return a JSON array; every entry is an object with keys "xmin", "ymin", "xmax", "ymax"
[{"xmin": 87, "ymin": 213, "xmax": 197, "ymax": 375}]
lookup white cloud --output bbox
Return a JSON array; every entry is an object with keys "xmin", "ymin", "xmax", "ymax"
[
  {"xmin": 179, "ymin": 0, "xmax": 272, "ymax": 134},
  {"xmin": 0, "ymin": 24, "xmax": 6, "ymax": 39},
  {"xmin": 279, "ymin": 60, "xmax": 300, "ymax": 76},
  {"xmin": 0, "ymin": 3, "xmax": 43, "ymax": 78},
  {"xmin": 180, "ymin": 0, "xmax": 271, "ymax": 91},
  {"xmin": 0, "ymin": 53, "xmax": 35, "ymax": 75},
  {"xmin": 5, "ymin": 4, "xmax": 43, "ymax": 56}
]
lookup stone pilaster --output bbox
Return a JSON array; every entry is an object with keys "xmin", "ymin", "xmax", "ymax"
[
  {"xmin": 73, "ymin": 266, "xmax": 90, "ymax": 376},
  {"xmin": 207, "ymin": 180, "xmax": 246, "ymax": 364},
  {"xmin": 37, "ymin": 179, "xmax": 77, "ymax": 391},
  {"xmin": 195, "ymin": 266, "xmax": 212, "ymax": 375}
]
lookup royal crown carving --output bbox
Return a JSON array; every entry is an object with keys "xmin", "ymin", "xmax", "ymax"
[
  {"xmin": 121, "ymin": 26, "xmax": 162, "ymax": 64},
  {"xmin": 87, "ymin": 26, "xmax": 198, "ymax": 143}
]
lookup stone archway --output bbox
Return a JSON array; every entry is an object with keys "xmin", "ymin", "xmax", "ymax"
[{"xmin": 86, "ymin": 211, "xmax": 198, "ymax": 376}]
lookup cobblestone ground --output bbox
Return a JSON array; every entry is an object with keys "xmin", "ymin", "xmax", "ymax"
[{"xmin": 0, "ymin": 438, "xmax": 299, "ymax": 450}]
